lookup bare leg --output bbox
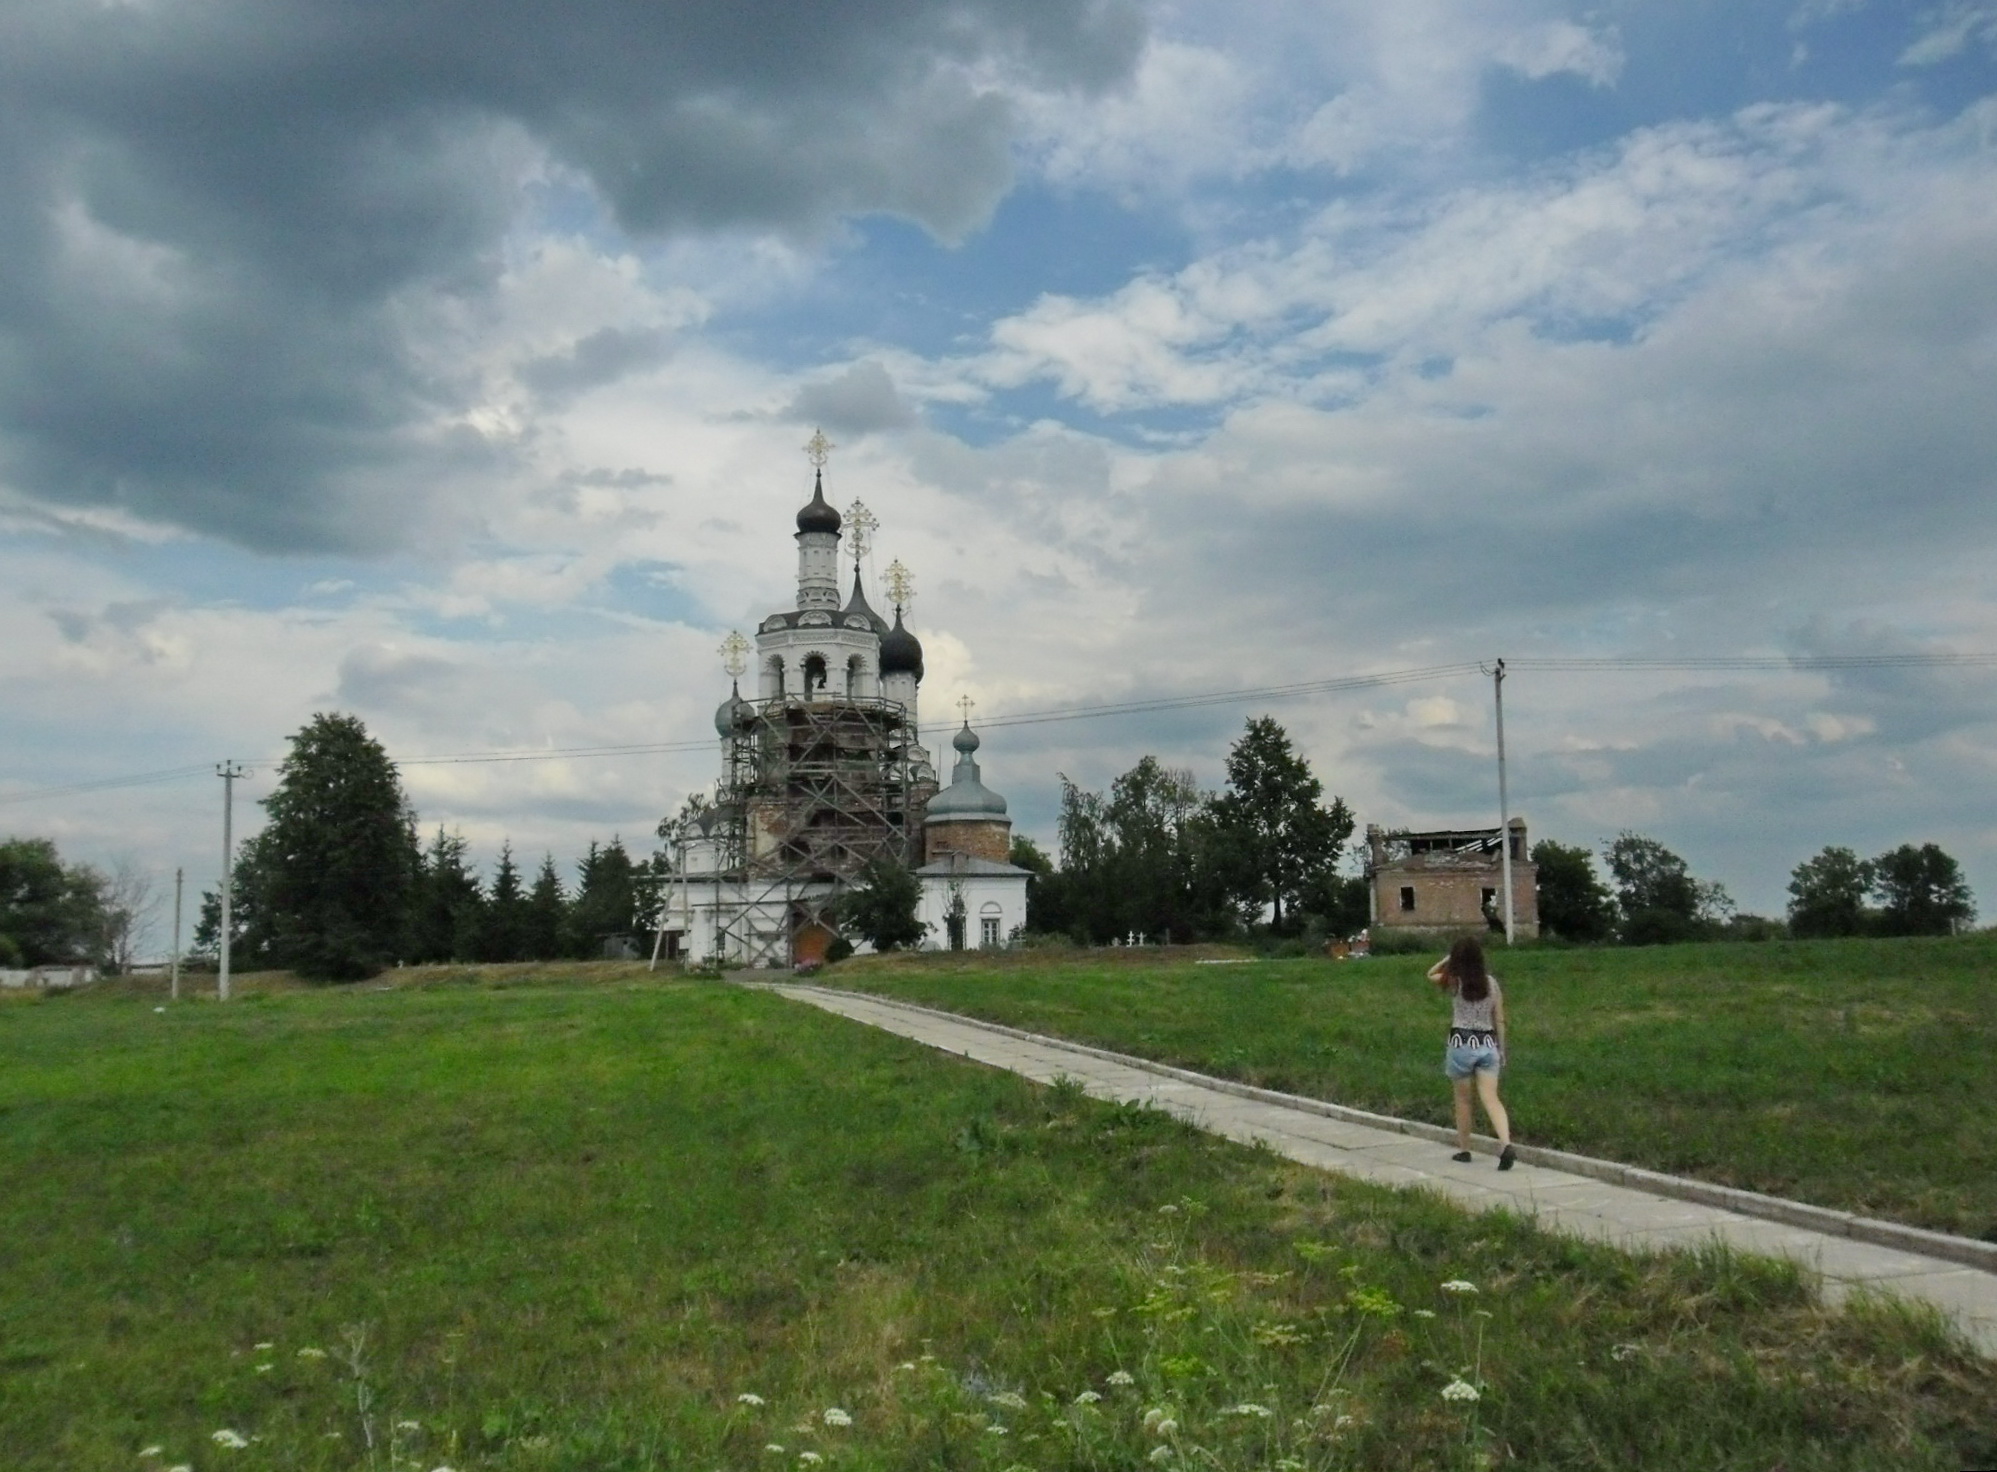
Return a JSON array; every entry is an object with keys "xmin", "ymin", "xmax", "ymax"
[
  {"xmin": 1453, "ymin": 1078, "xmax": 1475, "ymax": 1151},
  {"xmin": 1473, "ymin": 1069, "xmax": 1511, "ymax": 1147}
]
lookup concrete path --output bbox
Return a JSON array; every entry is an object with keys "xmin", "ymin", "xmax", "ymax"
[{"xmin": 767, "ymin": 982, "xmax": 1997, "ymax": 1357}]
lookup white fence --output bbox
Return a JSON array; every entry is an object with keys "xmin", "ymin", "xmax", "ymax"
[{"xmin": 0, "ymin": 965, "xmax": 99, "ymax": 990}]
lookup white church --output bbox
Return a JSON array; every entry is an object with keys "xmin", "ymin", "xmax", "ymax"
[{"xmin": 660, "ymin": 436, "xmax": 1030, "ymax": 966}]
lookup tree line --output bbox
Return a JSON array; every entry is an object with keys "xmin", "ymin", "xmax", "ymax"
[
  {"xmin": 0, "ymin": 838, "xmax": 157, "ymax": 971},
  {"xmin": 190, "ymin": 713, "xmax": 658, "ymax": 980}
]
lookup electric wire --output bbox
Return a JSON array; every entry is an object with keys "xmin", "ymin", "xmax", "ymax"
[{"xmin": 3, "ymin": 649, "xmax": 1991, "ymax": 805}]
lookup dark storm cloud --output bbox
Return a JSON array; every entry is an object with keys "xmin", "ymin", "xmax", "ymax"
[
  {"xmin": 0, "ymin": 0, "xmax": 1145, "ymax": 551},
  {"xmin": 785, "ymin": 360, "xmax": 919, "ymax": 435}
]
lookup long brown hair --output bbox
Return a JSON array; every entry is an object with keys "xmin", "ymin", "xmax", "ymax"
[{"xmin": 1447, "ymin": 935, "xmax": 1489, "ymax": 1002}]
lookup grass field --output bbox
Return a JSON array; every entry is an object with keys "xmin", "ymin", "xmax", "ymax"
[
  {"xmin": 1, "ymin": 968, "xmax": 1993, "ymax": 1471},
  {"xmin": 835, "ymin": 935, "xmax": 1997, "ymax": 1241}
]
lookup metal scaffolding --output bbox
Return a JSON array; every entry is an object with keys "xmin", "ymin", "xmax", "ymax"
[{"xmin": 708, "ymin": 695, "xmax": 932, "ymax": 967}]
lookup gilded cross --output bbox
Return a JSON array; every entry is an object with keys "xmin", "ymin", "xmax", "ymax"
[
  {"xmin": 803, "ymin": 428, "xmax": 835, "ymax": 469},
  {"xmin": 844, "ymin": 499, "xmax": 877, "ymax": 563},
  {"xmin": 718, "ymin": 630, "xmax": 750, "ymax": 679},
  {"xmin": 884, "ymin": 559, "xmax": 914, "ymax": 613},
  {"xmin": 957, "ymin": 694, "xmax": 976, "ymax": 726}
]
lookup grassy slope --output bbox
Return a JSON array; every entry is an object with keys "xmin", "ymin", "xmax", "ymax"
[
  {"xmin": 835, "ymin": 935, "xmax": 1997, "ymax": 1239},
  {"xmin": 0, "ymin": 975, "xmax": 1990, "ymax": 1471}
]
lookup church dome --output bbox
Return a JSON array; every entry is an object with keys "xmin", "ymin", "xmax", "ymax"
[
  {"xmin": 842, "ymin": 569, "xmax": 889, "ymax": 633},
  {"xmin": 714, "ymin": 683, "xmax": 753, "ymax": 736},
  {"xmin": 795, "ymin": 471, "xmax": 841, "ymax": 535},
  {"xmin": 924, "ymin": 722, "xmax": 1008, "ymax": 820},
  {"xmin": 880, "ymin": 608, "xmax": 924, "ymax": 679}
]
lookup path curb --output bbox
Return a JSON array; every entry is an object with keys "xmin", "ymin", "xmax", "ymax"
[{"xmin": 782, "ymin": 983, "xmax": 1997, "ymax": 1276}]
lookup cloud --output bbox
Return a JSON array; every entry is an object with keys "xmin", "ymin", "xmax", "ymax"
[
  {"xmin": 0, "ymin": 0, "xmax": 1146, "ymax": 553},
  {"xmin": 1901, "ymin": 1, "xmax": 1997, "ymax": 64},
  {"xmin": 785, "ymin": 362, "xmax": 919, "ymax": 436},
  {"xmin": 1493, "ymin": 21, "xmax": 1626, "ymax": 88}
]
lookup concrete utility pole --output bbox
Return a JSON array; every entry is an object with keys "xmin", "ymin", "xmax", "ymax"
[
  {"xmin": 170, "ymin": 866, "xmax": 184, "ymax": 1002},
  {"xmin": 216, "ymin": 761, "xmax": 246, "ymax": 999},
  {"xmin": 1491, "ymin": 660, "xmax": 1515, "ymax": 947}
]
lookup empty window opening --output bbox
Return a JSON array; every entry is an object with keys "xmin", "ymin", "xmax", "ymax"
[
  {"xmin": 1399, "ymin": 885, "xmax": 1416, "ymax": 912},
  {"xmin": 802, "ymin": 653, "xmax": 828, "ymax": 695}
]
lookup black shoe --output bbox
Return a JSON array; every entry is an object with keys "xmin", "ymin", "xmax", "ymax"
[
  {"xmin": 1451, "ymin": 1150, "xmax": 1473, "ymax": 1163},
  {"xmin": 1498, "ymin": 1145, "xmax": 1516, "ymax": 1171}
]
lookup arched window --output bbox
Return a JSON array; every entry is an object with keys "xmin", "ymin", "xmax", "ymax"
[
  {"xmin": 802, "ymin": 653, "xmax": 828, "ymax": 696},
  {"xmin": 767, "ymin": 656, "xmax": 785, "ymax": 698},
  {"xmin": 845, "ymin": 654, "xmax": 864, "ymax": 696}
]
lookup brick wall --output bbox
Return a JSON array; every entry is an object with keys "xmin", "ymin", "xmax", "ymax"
[{"xmin": 926, "ymin": 819, "xmax": 1011, "ymax": 864}]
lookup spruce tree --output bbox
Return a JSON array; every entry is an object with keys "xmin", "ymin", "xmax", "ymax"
[
  {"xmin": 525, "ymin": 854, "xmax": 567, "ymax": 960},
  {"xmin": 483, "ymin": 842, "xmax": 529, "ymax": 961},
  {"xmin": 258, "ymin": 713, "xmax": 418, "ymax": 981}
]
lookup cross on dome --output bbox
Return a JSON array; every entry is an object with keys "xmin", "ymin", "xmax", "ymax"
[
  {"xmin": 885, "ymin": 559, "xmax": 914, "ymax": 613},
  {"xmin": 803, "ymin": 428, "xmax": 835, "ymax": 469},
  {"xmin": 957, "ymin": 694, "xmax": 976, "ymax": 726},
  {"xmin": 844, "ymin": 499, "xmax": 877, "ymax": 563},
  {"xmin": 718, "ymin": 630, "xmax": 750, "ymax": 679}
]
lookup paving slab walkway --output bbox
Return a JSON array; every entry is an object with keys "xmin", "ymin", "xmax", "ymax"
[{"xmin": 763, "ymin": 982, "xmax": 1997, "ymax": 1357}]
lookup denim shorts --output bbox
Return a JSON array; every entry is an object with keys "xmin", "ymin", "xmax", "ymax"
[{"xmin": 1444, "ymin": 1042, "xmax": 1500, "ymax": 1080}]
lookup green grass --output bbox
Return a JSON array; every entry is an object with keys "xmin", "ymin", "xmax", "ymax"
[
  {"xmin": 834, "ymin": 934, "xmax": 1997, "ymax": 1240},
  {"xmin": 1, "ymin": 971, "xmax": 1992, "ymax": 1470}
]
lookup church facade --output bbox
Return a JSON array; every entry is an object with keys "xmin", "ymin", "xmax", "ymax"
[{"xmin": 662, "ymin": 440, "xmax": 1029, "ymax": 966}]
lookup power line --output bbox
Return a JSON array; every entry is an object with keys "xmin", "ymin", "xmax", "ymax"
[{"xmin": 2, "ymin": 649, "xmax": 1990, "ymax": 806}]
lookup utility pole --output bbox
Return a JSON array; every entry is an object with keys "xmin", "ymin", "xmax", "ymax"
[
  {"xmin": 170, "ymin": 867, "xmax": 184, "ymax": 1002},
  {"xmin": 1490, "ymin": 660, "xmax": 1515, "ymax": 947},
  {"xmin": 216, "ymin": 761, "xmax": 245, "ymax": 1000}
]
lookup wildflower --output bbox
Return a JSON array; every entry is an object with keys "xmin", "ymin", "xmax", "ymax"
[
  {"xmin": 1158, "ymin": 1203, "xmax": 1179, "ymax": 1214},
  {"xmin": 1609, "ymin": 1343, "xmax": 1642, "ymax": 1363},
  {"xmin": 154, "ymin": 1007, "xmax": 166, "ymax": 1014},
  {"xmin": 895, "ymin": 1361, "xmax": 916, "ymax": 1371},
  {"xmin": 764, "ymin": 1446, "xmax": 786, "ymax": 1455},
  {"xmin": 1142, "ymin": 1410, "xmax": 1178, "ymax": 1438},
  {"xmin": 821, "ymin": 1408, "xmax": 852, "ymax": 1428},
  {"xmin": 986, "ymin": 1424, "xmax": 1008, "ymax": 1435},
  {"xmin": 1440, "ymin": 1378, "xmax": 1481, "ymax": 1404},
  {"xmin": 1147, "ymin": 1448, "xmax": 1173, "ymax": 1465},
  {"xmin": 395, "ymin": 1420, "xmax": 421, "ymax": 1432},
  {"xmin": 738, "ymin": 1393, "xmax": 766, "ymax": 1406},
  {"xmin": 1413, "ymin": 1308, "xmax": 1436, "ymax": 1319},
  {"xmin": 1223, "ymin": 1403, "xmax": 1273, "ymax": 1418},
  {"xmin": 255, "ymin": 1363, "xmax": 274, "ymax": 1373},
  {"xmin": 988, "ymin": 1390, "xmax": 1028, "ymax": 1411},
  {"xmin": 1277, "ymin": 1460, "xmax": 1306, "ymax": 1471},
  {"xmin": 798, "ymin": 1454, "xmax": 823, "ymax": 1466},
  {"xmin": 429, "ymin": 1466, "xmax": 456, "ymax": 1472},
  {"xmin": 1440, "ymin": 1280, "xmax": 1477, "ymax": 1295},
  {"xmin": 211, "ymin": 1430, "xmax": 249, "ymax": 1450},
  {"xmin": 1073, "ymin": 1390, "xmax": 1102, "ymax": 1405},
  {"xmin": 253, "ymin": 1341, "xmax": 274, "ymax": 1350},
  {"xmin": 1106, "ymin": 1370, "xmax": 1135, "ymax": 1387},
  {"xmin": 1335, "ymin": 1415, "xmax": 1355, "ymax": 1430},
  {"xmin": 297, "ymin": 1347, "xmax": 327, "ymax": 1360},
  {"xmin": 168, "ymin": 1466, "xmax": 193, "ymax": 1472},
  {"xmin": 139, "ymin": 1448, "xmax": 164, "ymax": 1458}
]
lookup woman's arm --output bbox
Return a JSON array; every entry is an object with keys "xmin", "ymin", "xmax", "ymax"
[
  {"xmin": 1426, "ymin": 957, "xmax": 1450, "ymax": 988},
  {"xmin": 1494, "ymin": 990, "xmax": 1507, "ymax": 1057}
]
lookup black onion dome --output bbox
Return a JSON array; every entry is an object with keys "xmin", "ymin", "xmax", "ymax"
[
  {"xmin": 795, "ymin": 471, "xmax": 841, "ymax": 535},
  {"xmin": 880, "ymin": 608, "xmax": 924, "ymax": 679},
  {"xmin": 842, "ymin": 569, "xmax": 889, "ymax": 632}
]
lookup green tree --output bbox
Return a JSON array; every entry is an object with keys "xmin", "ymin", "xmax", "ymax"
[
  {"xmin": 191, "ymin": 828, "xmax": 280, "ymax": 970},
  {"xmin": 482, "ymin": 842, "xmax": 530, "ymax": 962},
  {"xmin": 1008, "ymin": 834, "xmax": 1055, "ymax": 934},
  {"xmin": 567, "ymin": 837, "xmax": 639, "ymax": 956},
  {"xmin": 1210, "ymin": 717, "xmax": 1354, "ymax": 934},
  {"xmin": 525, "ymin": 854, "xmax": 567, "ymax": 960},
  {"xmin": 411, "ymin": 827, "xmax": 485, "ymax": 963},
  {"xmin": 1602, "ymin": 832, "xmax": 1702, "ymax": 945},
  {"xmin": 833, "ymin": 856, "xmax": 927, "ymax": 951},
  {"xmin": 0, "ymin": 837, "xmax": 110, "ymax": 966},
  {"xmin": 1531, "ymin": 839, "xmax": 1616, "ymax": 942},
  {"xmin": 1786, "ymin": 846, "xmax": 1873, "ymax": 939},
  {"xmin": 1870, "ymin": 843, "xmax": 1975, "ymax": 937},
  {"xmin": 257, "ymin": 713, "xmax": 419, "ymax": 981}
]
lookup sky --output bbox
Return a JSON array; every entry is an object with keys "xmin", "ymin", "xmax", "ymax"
[{"xmin": 2, "ymin": 0, "xmax": 1995, "ymax": 943}]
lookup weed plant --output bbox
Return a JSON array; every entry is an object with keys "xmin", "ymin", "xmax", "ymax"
[
  {"xmin": 0, "ymin": 976, "xmax": 1991, "ymax": 1469},
  {"xmin": 838, "ymin": 934, "xmax": 1997, "ymax": 1238}
]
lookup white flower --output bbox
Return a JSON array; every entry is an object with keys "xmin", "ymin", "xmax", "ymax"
[
  {"xmin": 986, "ymin": 1423, "xmax": 1008, "ymax": 1435},
  {"xmin": 798, "ymin": 1454, "xmax": 823, "ymax": 1466},
  {"xmin": 1610, "ymin": 1343, "xmax": 1641, "ymax": 1362},
  {"xmin": 1148, "ymin": 1448, "xmax": 1173, "ymax": 1465},
  {"xmin": 168, "ymin": 1465, "xmax": 193, "ymax": 1472},
  {"xmin": 297, "ymin": 1346, "xmax": 326, "ymax": 1359},
  {"xmin": 738, "ymin": 1393, "xmax": 766, "ymax": 1406},
  {"xmin": 1223, "ymin": 1402, "xmax": 1273, "ymax": 1418},
  {"xmin": 154, "ymin": 1006, "xmax": 166, "ymax": 1014},
  {"xmin": 1440, "ymin": 1378, "xmax": 1481, "ymax": 1403},
  {"xmin": 1106, "ymin": 1370, "xmax": 1135, "ymax": 1387},
  {"xmin": 395, "ymin": 1420, "xmax": 421, "ymax": 1432},
  {"xmin": 1413, "ymin": 1309, "xmax": 1437, "ymax": 1319},
  {"xmin": 139, "ymin": 1447, "xmax": 163, "ymax": 1458},
  {"xmin": 1440, "ymin": 1280, "xmax": 1478, "ymax": 1295},
  {"xmin": 988, "ymin": 1390, "xmax": 1028, "ymax": 1411},
  {"xmin": 1072, "ymin": 1390, "xmax": 1102, "ymax": 1405},
  {"xmin": 1141, "ymin": 1411, "xmax": 1177, "ymax": 1438},
  {"xmin": 210, "ymin": 1430, "xmax": 249, "ymax": 1449},
  {"xmin": 895, "ymin": 1361, "xmax": 916, "ymax": 1371},
  {"xmin": 821, "ymin": 1407, "xmax": 852, "ymax": 1428},
  {"xmin": 253, "ymin": 1341, "xmax": 273, "ymax": 1350},
  {"xmin": 764, "ymin": 1445, "xmax": 785, "ymax": 1455},
  {"xmin": 429, "ymin": 1465, "xmax": 456, "ymax": 1472},
  {"xmin": 255, "ymin": 1363, "xmax": 273, "ymax": 1373},
  {"xmin": 1158, "ymin": 1203, "xmax": 1179, "ymax": 1214},
  {"xmin": 1335, "ymin": 1415, "xmax": 1355, "ymax": 1430}
]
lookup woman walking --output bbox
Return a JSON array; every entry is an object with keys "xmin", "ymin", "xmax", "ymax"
[{"xmin": 1428, "ymin": 936, "xmax": 1515, "ymax": 1169}]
